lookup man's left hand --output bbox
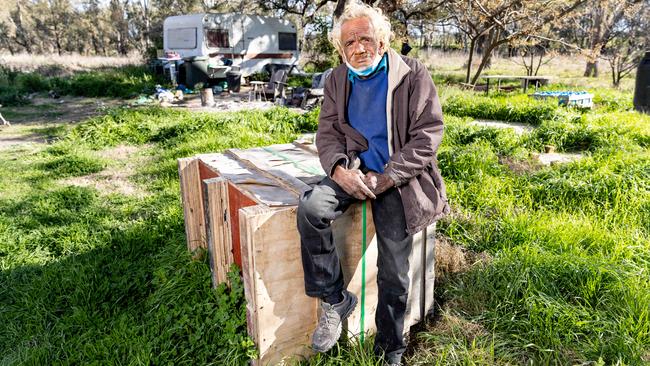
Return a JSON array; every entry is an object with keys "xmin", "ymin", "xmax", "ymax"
[{"xmin": 363, "ymin": 172, "xmax": 395, "ymax": 196}]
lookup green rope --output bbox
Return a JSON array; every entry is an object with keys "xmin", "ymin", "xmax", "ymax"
[
  {"xmin": 360, "ymin": 200, "xmax": 367, "ymax": 345},
  {"xmin": 261, "ymin": 146, "xmax": 323, "ymax": 176}
]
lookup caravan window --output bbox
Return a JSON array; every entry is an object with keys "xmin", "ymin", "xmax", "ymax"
[
  {"xmin": 167, "ymin": 28, "xmax": 197, "ymax": 49},
  {"xmin": 278, "ymin": 32, "xmax": 297, "ymax": 51},
  {"xmin": 206, "ymin": 29, "xmax": 230, "ymax": 48}
]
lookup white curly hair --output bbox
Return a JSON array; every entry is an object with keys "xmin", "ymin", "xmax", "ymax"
[{"xmin": 329, "ymin": 2, "xmax": 393, "ymax": 57}]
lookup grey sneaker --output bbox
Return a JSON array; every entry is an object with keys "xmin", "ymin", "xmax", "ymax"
[{"xmin": 311, "ymin": 290, "xmax": 358, "ymax": 353}]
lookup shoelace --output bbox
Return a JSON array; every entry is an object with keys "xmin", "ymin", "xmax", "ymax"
[{"xmin": 319, "ymin": 306, "xmax": 336, "ymax": 326}]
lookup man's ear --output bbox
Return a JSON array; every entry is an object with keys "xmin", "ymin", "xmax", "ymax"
[{"xmin": 378, "ymin": 40, "xmax": 386, "ymax": 54}]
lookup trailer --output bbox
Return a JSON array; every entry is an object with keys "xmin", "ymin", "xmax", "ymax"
[{"xmin": 163, "ymin": 13, "xmax": 300, "ymax": 88}]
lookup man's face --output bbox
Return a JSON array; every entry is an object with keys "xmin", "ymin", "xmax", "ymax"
[{"xmin": 340, "ymin": 17, "xmax": 384, "ymax": 69}]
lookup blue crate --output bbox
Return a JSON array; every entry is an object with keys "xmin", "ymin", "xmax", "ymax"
[{"xmin": 531, "ymin": 91, "xmax": 594, "ymax": 108}]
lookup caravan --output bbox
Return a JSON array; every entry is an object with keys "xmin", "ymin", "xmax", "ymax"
[{"xmin": 163, "ymin": 13, "xmax": 300, "ymax": 88}]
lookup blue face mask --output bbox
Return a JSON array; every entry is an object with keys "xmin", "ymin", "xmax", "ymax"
[{"xmin": 346, "ymin": 52, "xmax": 383, "ymax": 77}]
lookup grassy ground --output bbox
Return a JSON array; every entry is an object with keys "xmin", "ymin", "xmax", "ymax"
[{"xmin": 0, "ymin": 69, "xmax": 649, "ymax": 364}]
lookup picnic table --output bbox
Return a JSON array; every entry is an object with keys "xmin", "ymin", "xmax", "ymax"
[{"xmin": 483, "ymin": 75, "xmax": 551, "ymax": 94}]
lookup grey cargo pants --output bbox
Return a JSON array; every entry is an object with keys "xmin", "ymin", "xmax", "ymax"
[{"xmin": 297, "ymin": 176, "xmax": 413, "ymax": 363}]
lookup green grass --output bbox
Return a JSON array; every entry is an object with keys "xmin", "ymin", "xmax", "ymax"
[
  {"xmin": 0, "ymin": 107, "xmax": 315, "ymax": 365},
  {"xmin": 432, "ymin": 86, "xmax": 650, "ymax": 364},
  {"xmin": 1, "ymin": 82, "xmax": 649, "ymax": 365}
]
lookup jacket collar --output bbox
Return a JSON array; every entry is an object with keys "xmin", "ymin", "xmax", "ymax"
[
  {"xmin": 384, "ymin": 48, "xmax": 411, "ymax": 156},
  {"xmin": 386, "ymin": 48, "xmax": 411, "ymax": 89}
]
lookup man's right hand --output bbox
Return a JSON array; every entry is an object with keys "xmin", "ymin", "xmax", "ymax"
[{"xmin": 332, "ymin": 165, "xmax": 376, "ymax": 200}]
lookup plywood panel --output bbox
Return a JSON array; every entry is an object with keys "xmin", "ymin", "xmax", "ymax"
[
  {"xmin": 239, "ymin": 205, "xmax": 318, "ymax": 366},
  {"xmin": 227, "ymin": 182, "xmax": 257, "ymax": 268},
  {"xmin": 199, "ymin": 153, "xmax": 299, "ymax": 206},
  {"xmin": 227, "ymin": 144, "xmax": 325, "ymax": 191},
  {"xmin": 333, "ymin": 202, "xmax": 379, "ymax": 338}
]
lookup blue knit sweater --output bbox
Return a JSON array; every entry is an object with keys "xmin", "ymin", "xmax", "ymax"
[{"xmin": 347, "ymin": 58, "xmax": 389, "ymax": 173}]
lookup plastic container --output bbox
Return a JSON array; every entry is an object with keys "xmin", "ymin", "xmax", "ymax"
[
  {"xmin": 181, "ymin": 56, "xmax": 210, "ymax": 89},
  {"xmin": 531, "ymin": 91, "xmax": 594, "ymax": 108},
  {"xmin": 226, "ymin": 71, "xmax": 242, "ymax": 92}
]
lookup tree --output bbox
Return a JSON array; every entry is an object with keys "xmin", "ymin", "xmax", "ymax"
[
  {"xmin": 580, "ymin": 0, "xmax": 642, "ymax": 77},
  {"xmin": 601, "ymin": 2, "xmax": 649, "ymax": 86},
  {"xmin": 5, "ymin": 2, "xmax": 38, "ymax": 53},
  {"xmin": 510, "ymin": 35, "xmax": 558, "ymax": 76},
  {"xmin": 448, "ymin": 0, "xmax": 586, "ymax": 85},
  {"xmin": 259, "ymin": 0, "xmax": 335, "ymax": 50}
]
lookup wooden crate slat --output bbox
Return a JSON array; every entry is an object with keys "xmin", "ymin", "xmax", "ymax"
[
  {"xmin": 424, "ymin": 224, "xmax": 436, "ymax": 317},
  {"xmin": 203, "ymin": 177, "xmax": 233, "ymax": 286},
  {"xmin": 178, "ymin": 157, "xmax": 207, "ymax": 255}
]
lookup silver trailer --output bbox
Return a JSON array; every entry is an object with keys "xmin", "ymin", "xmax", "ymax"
[{"xmin": 163, "ymin": 13, "xmax": 299, "ymax": 88}]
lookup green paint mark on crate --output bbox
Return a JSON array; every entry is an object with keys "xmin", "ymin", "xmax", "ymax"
[{"xmin": 360, "ymin": 200, "xmax": 367, "ymax": 344}]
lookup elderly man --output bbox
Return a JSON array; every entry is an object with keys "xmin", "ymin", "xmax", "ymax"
[{"xmin": 297, "ymin": 3, "xmax": 449, "ymax": 365}]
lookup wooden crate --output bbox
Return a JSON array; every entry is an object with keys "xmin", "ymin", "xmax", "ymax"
[{"xmin": 178, "ymin": 142, "xmax": 436, "ymax": 365}]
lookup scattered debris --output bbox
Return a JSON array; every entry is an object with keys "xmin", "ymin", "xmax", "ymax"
[
  {"xmin": 531, "ymin": 91, "xmax": 594, "ymax": 108},
  {"xmin": 155, "ymin": 85, "xmax": 176, "ymax": 103}
]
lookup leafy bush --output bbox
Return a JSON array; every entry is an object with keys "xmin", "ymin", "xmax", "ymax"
[
  {"xmin": 287, "ymin": 74, "xmax": 312, "ymax": 88},
  {"xmin": 0, "ymin": 87, "xmax": 29, "ymax": 106},
  {"xmin": 0, "ymin": 66, "xmax": 163, "ymax": 104},
  {"xmin": 16, "ymin": 72, "xmax": 51, "ymax": 93}
]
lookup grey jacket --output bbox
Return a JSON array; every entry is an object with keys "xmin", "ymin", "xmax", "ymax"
[{"xmin": 316, "ymin": 48, "xmax": 450, "ymax": 234}]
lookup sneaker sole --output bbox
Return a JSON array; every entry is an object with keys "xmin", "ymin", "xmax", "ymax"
[{"xmin": 312, "ymin": 292, "xmax": 358, "ymax": 353}]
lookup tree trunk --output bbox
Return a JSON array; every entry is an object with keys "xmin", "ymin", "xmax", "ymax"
[
  {"xmin": 584, "ymin": 60, "xmax": 599, "ymax": 77},
  {"xmin": 334, "ymin": 0, "xmax": 347, "ymax": 18},
  {"xmin": 470, "ymin": 39, "xmax": 505, "ymax": 85},
  {"xmin": 465, "ymin": 37, "xmax": 477, "ymax": 84}
]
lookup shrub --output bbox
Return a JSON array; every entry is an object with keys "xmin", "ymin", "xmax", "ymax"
[{"xmin": 16, "ymin": 72, "xmax": 51, "ymax": 93}]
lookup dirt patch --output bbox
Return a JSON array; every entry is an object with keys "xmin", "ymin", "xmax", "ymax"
[
  {"xmin": 499, "ymin": 155, "xmax": 543, "ymax": 174},
  {"xmin": 60, "ymin": 145, "xmax": 151, "ymax": 197},
  {"xmin": 0, "ymin": 132, "xmax": 47, "ymax": 150},
  {"xmin": 430, "ymin": 309, "xmax": 488, "ymax": 341},
  {"xmin": 435, "ymin": 235, "xmax": 492, "ymax": 282},
  {"xmin": 0, "ymin": 96, "xmax": 124, "ymax": 151}
]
